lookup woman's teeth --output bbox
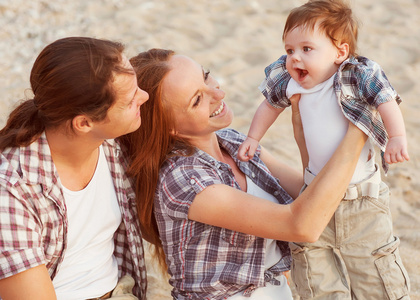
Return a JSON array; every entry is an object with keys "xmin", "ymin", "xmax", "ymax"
[{"xmin": 210, "ymin": 102, "xmax": 224, "ymax": 117}]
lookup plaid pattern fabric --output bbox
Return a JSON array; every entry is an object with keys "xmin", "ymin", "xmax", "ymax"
[
  {"xmin": 259, "ymin": 55, "xmax": 402, "ymax": 173},
  {"xmin": 0, "ymin": 133, "xmax": 147, "ymax": 299},
  {"xmin": 155, "ymin": 128, "xmax": 293, "ymax": 300}
]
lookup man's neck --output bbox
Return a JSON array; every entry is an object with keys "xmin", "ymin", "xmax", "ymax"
[{"xmin": 45, "ymin": 128, "xmax": 103, "ymax": 191}]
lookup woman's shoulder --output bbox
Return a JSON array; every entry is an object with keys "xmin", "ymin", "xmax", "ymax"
[
  {"xmin": 159, "ymin": 150, "xmax": 206, "ymax": 179},
  {"xmin": 217, "ymin": 128, "xmax": 261, "ymax": 159}
]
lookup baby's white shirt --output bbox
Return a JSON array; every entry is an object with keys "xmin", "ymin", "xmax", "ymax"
[{"xmin": 287, "ymin": 75, "xmax": 375, "ymax": 183}]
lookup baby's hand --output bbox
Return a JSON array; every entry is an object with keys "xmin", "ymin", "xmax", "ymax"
[
  {"xmin": 384, "ymin": 135, "xmax": 410, "ymax": 164},
  {"xmin": 237, "ymin": 137, "xmax": 259, "ymax": 161}
]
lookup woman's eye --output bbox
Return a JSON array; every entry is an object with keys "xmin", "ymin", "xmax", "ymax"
[
  {"xmin": 193, "ymin": 95, "xmax": 201, "ymax": 107},
  {"xmin": 204, "ymin": 69, "xmax": 210, "ymax": 81}
]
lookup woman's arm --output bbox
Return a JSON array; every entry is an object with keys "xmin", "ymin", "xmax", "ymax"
[
  {"xmin": 0, "ymin": 265, "xmax": 57, "ymax": 300},
  {"xmin": 259, "ymin": 94, "xmax": 305, "ymax": 199},
  {"xmin": 188, "ymin": 122, "xmax": 367, "ymax": 243},
  {"xmin": 259, "ymin": 147, "xmax": 303, "ymax": 199},
  {"xmin": 289, "ymin": 94, "xmax": 308, "ymax": 170}
]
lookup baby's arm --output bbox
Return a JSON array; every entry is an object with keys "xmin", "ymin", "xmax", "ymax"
[
  {"xmin": 238, "ymin": 99, "xmax": 284, "ymax": 161},
  {"xmin": 377, "ymin": 100, "xmax": 409, "ymax": 163}
]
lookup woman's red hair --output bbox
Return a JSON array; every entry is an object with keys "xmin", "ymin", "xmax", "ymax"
[{"xmin": 121, "ymin": 49, "xmax": 194, "ymax": 271}]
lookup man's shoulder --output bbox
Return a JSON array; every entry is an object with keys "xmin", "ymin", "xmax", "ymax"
[{"xmin": 0, "ymin": 146, "xmax": 23, "ymax": 184}]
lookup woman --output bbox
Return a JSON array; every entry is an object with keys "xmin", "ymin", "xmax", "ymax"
[
  {"xmin": 122, "ymin": 49, "xmax": 367, "ymax": 299},
  {"xmin": 0, "ymin": 37, "xmax": 148, "ymax": 299}
]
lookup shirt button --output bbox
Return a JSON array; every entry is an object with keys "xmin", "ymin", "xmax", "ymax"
[
  {"xmin": 274, "ymin": 191, "xmax": 280, "ymax": 196},
  {"xmin": 190, "ymin": 179, "xmax": 196, "ymax": 185},
  {"xmin": 251, "ymin": 172, "xmax": 256, "ymax": 178}
]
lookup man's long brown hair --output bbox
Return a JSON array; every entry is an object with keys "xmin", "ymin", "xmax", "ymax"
[{"xmin": 0, "ymin": 37, "xmax": 132, "ymax": 150}]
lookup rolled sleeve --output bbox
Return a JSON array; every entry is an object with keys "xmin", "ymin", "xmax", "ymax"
[
  {"xmin": 159, "ymin": 163, "xmax": 224, "ymax": 219},
  {"xmin": 0, "ymin": 248, "xmax": 45, "ymax": 278},
  {"xmin": 354, "ymin": 58, "xmax": 402, "ymax": 107},
  {"xmin": 259, "ymin": 55, "xmax": 292, "ymax": 109},
  {"xmin": 0, "ymin": 189, "xmax": 46, "ymax": 278}
]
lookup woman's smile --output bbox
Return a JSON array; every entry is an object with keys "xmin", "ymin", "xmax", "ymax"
[{"xmin": 210, "ymin": 102, "xmax": 224, "ymax": 117}]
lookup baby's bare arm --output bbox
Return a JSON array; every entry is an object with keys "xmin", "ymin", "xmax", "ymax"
[
  {"xmin": 377, "ymin": 101, "xmax": 409, "ymax": 163},
  {"xmin": 237, "ymin": 99, "xmax": 284, "ymax": 161}
]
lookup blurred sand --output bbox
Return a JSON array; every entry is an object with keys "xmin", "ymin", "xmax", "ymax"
[{"xmin": 1, "ymin": 0, "xmax": 419, "ymax": 298}]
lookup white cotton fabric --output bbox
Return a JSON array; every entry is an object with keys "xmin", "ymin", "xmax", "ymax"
[
  {"xmin": 287, "ymin": 75, "xmax": 375, "ymax": 184},
  {"xmin": 227, "ymin": 177, "xmax": 293, "ymax": 300},
  {"xmin": 53, "ymin": 146, "xmax": 121, "ymax": 300}
]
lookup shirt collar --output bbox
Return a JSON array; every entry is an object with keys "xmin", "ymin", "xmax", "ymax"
[{"xmin": 20, "ymin": 132, "xmax": 58, "ymax": 188}]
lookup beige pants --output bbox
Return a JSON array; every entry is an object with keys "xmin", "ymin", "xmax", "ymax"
[
  {"xmin": 88, "ymin": 275, "xmax": 138, "ymax": 300},
  {"xmin": 291, "ymin": 174, "xmax": 410, "ymax": 300},
  {"xmin": 109, "ymin": 275, "xmax": 138, "ymax": 300}
]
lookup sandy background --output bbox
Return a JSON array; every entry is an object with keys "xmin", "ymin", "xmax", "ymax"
[{"xmin": 1, "ymin": 0, "xmax": 419, "ymax": 298}]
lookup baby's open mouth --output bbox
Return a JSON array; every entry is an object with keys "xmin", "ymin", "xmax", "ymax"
[{"xmin": 297, "ymin": 68, "xmax": 308, "ymax": 80}]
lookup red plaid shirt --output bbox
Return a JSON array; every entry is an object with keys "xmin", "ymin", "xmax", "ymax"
[{"xmin": 0, "ymin": 133, "xmax": 147, "ymax": 299}]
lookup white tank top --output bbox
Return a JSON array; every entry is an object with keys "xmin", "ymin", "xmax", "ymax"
[
  {"xmin": 53, "ymin": 146, "xmax": 122, "ymax": 300},
  {"xmin": 227, "ymin": 177, "xmax": 292, "ymax": 299},
  {"xmin": 287, "ymin": 75, "xmax": 375, "ymax": 183}
]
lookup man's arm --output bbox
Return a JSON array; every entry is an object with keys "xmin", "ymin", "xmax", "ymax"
[{"xmin": 0, "ymin": 265, "xmax": 56, "ymax": 300}]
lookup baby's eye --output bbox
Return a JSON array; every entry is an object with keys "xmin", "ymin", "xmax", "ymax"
[
  {"xmin": 286, "ymin": 49, "xmax": 294, "ymax": 55},
  {"xmin": 303, "ymin": 46, "xmax": 312, "ymax": 52}
]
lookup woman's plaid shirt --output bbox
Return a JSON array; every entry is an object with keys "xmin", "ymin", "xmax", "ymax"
[{"xmin": 155, "ymin": 128, "xmax": 293, "ymax": 300}]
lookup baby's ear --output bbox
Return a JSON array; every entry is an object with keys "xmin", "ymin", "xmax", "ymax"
[{"xmin": 335, "ymin": 43, "xmax": 349, "ymax": 64}]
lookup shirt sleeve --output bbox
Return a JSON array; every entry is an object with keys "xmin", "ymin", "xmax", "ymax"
[
  {"xmin": 158, "ymin": 161, "xmax": 224, "ymax": 220},
  {"xmin": 0, "ymin": 185, "xmax": 47, "ymax": 279},
  {"xmin": 258, "ymin": 55, "xmax": 292, "ymax": 109},
  {"xmin": 353, "ymin": 57, "xmax": 402, "ymax": 107}
]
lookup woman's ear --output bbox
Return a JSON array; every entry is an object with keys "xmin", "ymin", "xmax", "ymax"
[
  {"xmin": 335, "ymin": 42, "xmax": 349, "ymax": 65},
  {"xmin": 170, "ymin": 128, "xmax": 178, "ymax": 136},
  {"xmin": 72, "ymin": 115, "xmax": 93, "ymax": 133}
]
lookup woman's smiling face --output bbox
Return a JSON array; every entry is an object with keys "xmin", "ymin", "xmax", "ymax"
[{"xmin": 162, "ymin": 55, "xmax": 233, "ymax": 142}]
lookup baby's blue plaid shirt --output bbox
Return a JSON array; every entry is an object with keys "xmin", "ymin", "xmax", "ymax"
[{"xmin": 259, "ymin": 55, "xmax": 402, "ymax": 173}]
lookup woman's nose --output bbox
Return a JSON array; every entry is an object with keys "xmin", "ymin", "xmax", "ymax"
[{"xmin": 212, "ymin": 87, "xmax": 225, "ymax": 100}]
